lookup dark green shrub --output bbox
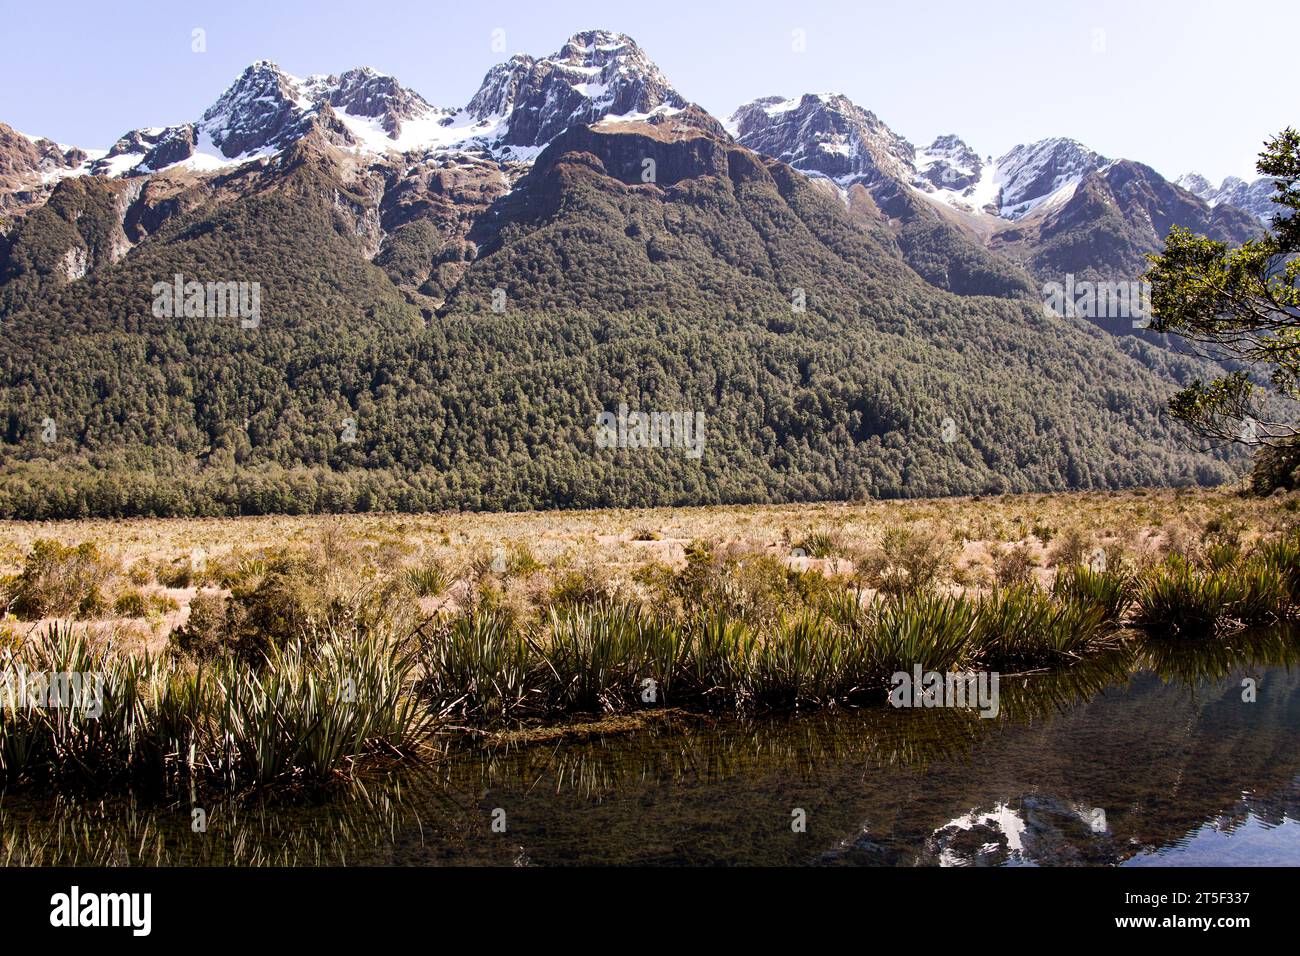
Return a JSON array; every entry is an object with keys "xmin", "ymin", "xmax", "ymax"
[{"xmin": 170, "ymin": 591, "xmax": 232, "ymax": 660}]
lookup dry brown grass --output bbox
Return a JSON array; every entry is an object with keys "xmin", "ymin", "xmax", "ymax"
[{"xmin": 0, "ymin": 487, "xmax": 1294, "ymax": 650}]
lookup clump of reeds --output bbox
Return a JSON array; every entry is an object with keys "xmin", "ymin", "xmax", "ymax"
[
  {"xmin": 1254, "ymin": 532, "xmax": 1300, "ymax": 609},
  {"xmin": 5, "ymin": 525, "xmax": 1295, "ymax": 795},
  {"xmin": 745, "ymin": 612, "xmax": 849, "ymax": 708},
  {"xmin": 404, "ymin": 560, "xmax": 451, "ymax": 598},
  {"xmin": 680, "ymin": 608, "xmax": 755, "ymax": 706},
  {"xmin": 1131, "ymin": 551, "xmax": 1292, "ymax": 639},
  {"xmin": 1132, "ymin": 558, "xmax": 1234, "ymax": 639},
  {"xmin": 871, "ymin": 592, "xmax": 975, "ymax": 675},
  {"xmin": 0, "ymin": 623, "xmax": 430, "ymax": 795},
  {"xmin": 410, "ymin": 580, "xmax": 1134, "ymax": 721},
  {"xmin": 417, "ymin": 608, "xmax": 534, "ymax": 720},
  {"xmin": 537, "ymin": 602, "xmax": 684, "ymax": 712},
  {"xmin": 1052, "ymin": 565, "xmax": 1134, "ymax": 629},
  {"xmin": 794, "ymin": 530, "xmax": 843, "ymax": 559},
  {"xmin": 211, "ymin": 628, "xmax": 430, "ymax": 789},
  {"xmin": 971, "ymin": 584, "xmax": 1106, "ymax": 668}
]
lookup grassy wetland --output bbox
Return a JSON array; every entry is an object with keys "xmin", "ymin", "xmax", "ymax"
[{"xmin": 0, "ymin": 487, "xmax": 1297, "ymax": 803}]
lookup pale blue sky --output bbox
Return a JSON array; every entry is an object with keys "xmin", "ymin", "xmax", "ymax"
[{"xmin": 1, "ymin": 0, "xmax": 1291, "ymax": 183}]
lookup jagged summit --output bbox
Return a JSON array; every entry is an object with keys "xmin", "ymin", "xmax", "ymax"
[
  {"xmin": 1177, "ymin": 171, "xmax": 1279, "ymax": 223},
  {"xmin": 198, "ymin": 60, "xmax": 319, "ymax": 160},
  {"xmin": 463, "ymin": 29, "xmax": 685, "ymax": 151},
  {"xmin": 50, "ymin": 30, "xmax": 688, "ymax": 180},
  {"xmin": 729, "ymin": 91, "xmax": 1118, "ymax": 221},
  {"xmin": 915, "ymin": 134, "xmax": 984, "ymax": 195},
  {"xmin": 727, "ymin": 93, "xmax": 916, "ymax": 188},
  {"xmin": 1, "ymin": 28, "xmax": 1267, "ymax": 284},
  {"xmin": 304, "ymin": 67, "xmax": 433, "ymax": 134}
]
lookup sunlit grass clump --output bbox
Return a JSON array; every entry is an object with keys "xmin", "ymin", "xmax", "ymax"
[
  {"xmin": 412, "ymin": 583, "xmax": 1131, "ymax": 720},
  {"xmin": 0, "ymin": 624, "xmax": 430, "ymax": 795},
  {"xmin": 971, "ymin": 585, "xmax": 1107, "ymax": 668},
  {"xmin": 1133, "ymin": 543, "xmax": 1296, "ymax": 639},
  {"xmin": 1052, "ymin": 565, "xmax": 1134, "ymax": 628}
]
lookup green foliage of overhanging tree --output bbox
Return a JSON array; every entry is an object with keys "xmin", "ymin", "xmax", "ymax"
[{"xmin": 1144, "ymin": 128, "xmax": 1300, "ymax": 485}]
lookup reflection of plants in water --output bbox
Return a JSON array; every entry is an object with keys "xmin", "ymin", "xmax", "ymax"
[
  {"xmin": 463, "ymin": 631, "xmax": 1300, "ymax": 802},
  {"xmin": 1136, "ymin": 625, "xmax": 1300, "ymax": 686},
  {"xmin": 473, "ymin": 717, "xmax": 863, "ymax": 801},
  {"xmin": 462, "ymin": 653, "xmax": 1128, "ymax": 800},
  {"xmin": 993, "ymin": 646, "xmax": 1137, "ymax": 721},
  {"xmin": 0, "ymin": 774, "xmax": 451, "ymax": 866}
]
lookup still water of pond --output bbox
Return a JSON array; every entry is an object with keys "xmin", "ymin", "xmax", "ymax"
[{"xmin": 4, "ymin": 629, "xmax": 1298, "ymax": 866}]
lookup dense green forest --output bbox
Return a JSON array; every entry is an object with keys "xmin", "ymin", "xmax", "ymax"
[{"xmin": 0, "ymin": 131, "xmax": 1241, "ymax": 518}]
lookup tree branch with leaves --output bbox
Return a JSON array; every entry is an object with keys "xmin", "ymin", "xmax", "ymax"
[{"xmin": 1144, "ymin": 128, "xmax": 1300, "ymax": 487}]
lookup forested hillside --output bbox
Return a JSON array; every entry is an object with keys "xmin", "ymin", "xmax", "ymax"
[{"xmin": 0, "ymin": 113, "xmax": 1239, "ymax": 518}]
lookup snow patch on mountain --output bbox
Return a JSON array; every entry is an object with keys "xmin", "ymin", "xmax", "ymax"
[
  {"xmin": 729, "ymin": 93, "xmax": 916, "ymax": 189},
  {"xmin": 1176, "ymin": 172, "xmax": 1279, "ymax": 223},
  {"xmin": 75, "ymin": 30, "xmax": 686, "ymax": 182},
  {"xmin": 993, "ymin": 138, "xmax": 1107, "ymax": 218},
  {"xmin": 911, "ymin": 136, "xmax": 1108, "ymax": 220}
]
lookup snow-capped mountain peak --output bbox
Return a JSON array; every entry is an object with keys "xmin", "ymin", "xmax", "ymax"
[
  {"xmin": 1175, "ymin": 172, "xmax": 1214, "ymax": 197},
  {"xmin": 197, "ymin": 60, "xmax": 320, "ymax": 161},
  {"xmin": 729, "ymin": 92, "xmax": 916, "ymax": 188},
  {"xmin": 304, "ymin": 66, "xmax": 434, "ymax": 136},
  {"xmin": 915, "ymin": 134, "xmax": 984, "ymax": 193},
  {"xmin": 83, "ymin": 60, "xmax": 447, "ymax": 177},
  {"xmin": 730, "ymin": 91, "xmax": 1113, "ymax": 222},
  {"xmin": 73, "ymin": 31, "xmax": 692, "ymax": 179},
  {"xmin": 19, "ymin": 32, "xmax": 1259, "ymax": 241},
  {"xmin": 1177, "ymin": 171, "xmax": 1278, "ymax": 223},
  {"xmin": 992, "ymin": 137, "xmax": 1108, "ymax": 219},
  {"xmin": 463, "ymin": 30, "xmax": 686, "ymax": 151}
]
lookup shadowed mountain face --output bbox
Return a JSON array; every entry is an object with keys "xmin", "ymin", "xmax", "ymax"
[
  {"xmin": 992, "ymin": 160, "xmax": 1264, "ymax": 295},
  {"xmin": 728, "ymin": 93, "xmax": 917, "ymax": 188},
  {"xmin": 0, "ymin": 31, "xmax": 1250, "ymax": 516},
  {"xmin": 915, "ymin": 134, "xmax": 984, "ymax": 194},
  {"xmin": 730, "ymin": 93, "xmax": 1263, "ymax": 294}
]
